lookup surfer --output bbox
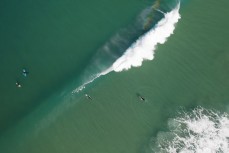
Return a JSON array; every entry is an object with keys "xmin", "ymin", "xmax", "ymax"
[
  {"xmin": 22, "ymin": 68, "xmax": 28, "ymax": 77},
  {"xmin": 85, "ymin": 94, "xmax": 92, "ymax": 100},
  {"xmin": 16, "ymin": 81, "xmax": 22, "ymax": 88},
  {"xmin": 137, "ymin": 93, "xmax": 145, "ymax": 101},
  {"xmin": 139, "ymin": 95, "xmax": 145, "ymax": 101}
]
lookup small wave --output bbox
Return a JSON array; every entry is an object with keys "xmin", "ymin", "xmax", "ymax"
[
  {"xmin": 73, "ymin": 67, "xmax": 113, "ymax": 93},
  {"xmin": 151, "ymin": 107, "xmax": 229, "ymax": 153}
]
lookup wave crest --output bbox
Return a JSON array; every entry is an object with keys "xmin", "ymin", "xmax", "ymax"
[
  {"xmin": 111, "ymin": 2, "xmax": 181, "ymax": 72},
  {"xmin": 73, "ymin": 2, "xmax": 181, "ymax": 93}
]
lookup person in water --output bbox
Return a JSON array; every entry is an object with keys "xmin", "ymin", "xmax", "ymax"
[
  {"xmin": 16, "ymin": 81, "xmax": 21, "ymax": 88},
  {"xmin": 85, "ymin": 94, "xmax": 92, "ymax": 100},
  {"xmin": 136, "ymin": 93, "xmax": 145, "ymax": 101},
  {"xmin": 22, "ymin": 68, "xmax": 28, "ymax": 77}
]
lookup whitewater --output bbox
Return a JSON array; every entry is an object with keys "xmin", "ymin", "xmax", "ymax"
[
  {"xmin": 73, "ymin": 2, "xmax": 181, "ymax": 93},
  {"xmin": 151, "ymin": 107, "xmax": 229, "ymax": 153}
]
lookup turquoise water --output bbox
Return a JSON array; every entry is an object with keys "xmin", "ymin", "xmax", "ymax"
[
  {"xmin": 0, "ymin": 0, "xmax": 229, "ymax": 153},
  {"xmin": 0, "ymin": 0, "xmax": 149, "ymax": 132}
]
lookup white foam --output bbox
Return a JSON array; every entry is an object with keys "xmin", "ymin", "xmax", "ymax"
[
  {"xmin": 111, "ymin": 3, "xmax": 181, "ymax": 72},
  {"xmin": 153, "ymin": 107, "xmax": 229, "ymax": 153},
  {"xmin": 73, "ymin": 3, "xmax": 181, "ymax": 93},
  {"xmin": 72, "ymin": 67, "xmax": 113, "ymax": 93}
]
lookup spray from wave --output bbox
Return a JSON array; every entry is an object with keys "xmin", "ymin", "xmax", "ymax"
[
  {"xmin": 150, "ymin": 107, "xmax": 229, "ymax": 153},
  {"xmin": 112, "ymin": 2, "xmax": 180, "ymax": 72},
  {"xmin": 73, "ymin": 2, "xmax": 181, "ymax": 93}
]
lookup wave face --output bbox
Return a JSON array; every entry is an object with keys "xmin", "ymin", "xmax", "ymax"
[
  {"xmin": 111, "ymin": 2, "xmax": 181, "ymax": 72},
  {"xmin": 73, "ymin": 2, "xmax": 181, "ymax": 93},
  {"xmin": 151, "ymin": 107, "xmax": 229, "ymax": 153}
]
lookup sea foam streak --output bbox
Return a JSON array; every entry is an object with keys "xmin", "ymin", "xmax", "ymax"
[
  {"xmin": 151, "ymin": 107, "xmax": 229, "ymax": 153},
  {"xmin": 73, "ymin": 2, "xmax": 181, "ymax": 93}
]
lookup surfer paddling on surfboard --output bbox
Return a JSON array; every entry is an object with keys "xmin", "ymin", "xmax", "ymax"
[{"xmin": 85, "ymin": 94, "xmax": 92, "ymax": 100}]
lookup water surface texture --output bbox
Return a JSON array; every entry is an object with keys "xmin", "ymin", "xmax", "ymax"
[{"xmin": 0, "ymin": 0, "xmax": 229, "ymax": 153}]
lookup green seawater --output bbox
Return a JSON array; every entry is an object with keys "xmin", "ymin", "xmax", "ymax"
[
  {"xmin": 0, "ymin": 0, "xmax": 150, "ymax": 133},
  {"xmin": 0, "ymin": 0, "xmax": 229, "ymax": 153}
]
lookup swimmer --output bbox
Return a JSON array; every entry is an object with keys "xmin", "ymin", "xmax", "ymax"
[
  {"xmin": 16, "ymin": 81, "xmax": 22, "ymax": 88},
  {"xmin": 22, "ymin": 68, "xmax": 28, "ymax": 77}
]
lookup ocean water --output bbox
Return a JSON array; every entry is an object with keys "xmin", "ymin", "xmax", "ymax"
[
  {"xmin": 0, "ymin": 0, "xmax": 150, "ymax": 133},
  {"xmin": 0, "ymin": 0, "xmax": 229, "ymax": 153}
]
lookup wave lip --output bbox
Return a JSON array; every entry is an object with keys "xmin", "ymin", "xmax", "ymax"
[
  {"xmin": 112, "ymin": 2, "xmax": 181, "ymax": 72},
  {"xmin": 73, "ymin": 2, "xmax": 181, "ymax": 93}
]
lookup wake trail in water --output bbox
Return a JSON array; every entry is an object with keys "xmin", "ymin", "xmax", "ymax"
[
  {"xmin": 73, "ymin": 2, "xmax": 181, "ymax": 93},
  {"xmin": 150, "ymin": 107, "xmax": 229, "ymax": 153}
]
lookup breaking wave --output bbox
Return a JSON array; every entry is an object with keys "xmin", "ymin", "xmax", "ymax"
[
  {"xmin": 73, "ymin": 2, "xmax": 181, "ymax": 93},
  {"xmin": 111, "ymin": 2, "xmax": 180, "ymax": 72},
  {"xmin": 150, "ymin": 107, "xmax": 229, "ymax": 153}
]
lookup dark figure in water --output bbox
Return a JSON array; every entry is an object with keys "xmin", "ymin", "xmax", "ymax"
[
  {"xmin": 22, "ymin": 68, "xmax": 29, "ymax": 77},
  {"xmin": 85, "ymin": 94, "xmax": 92, "ymax": 100},
  {"xmin": 16, "ymin": 81, "xmax": 22, "ymax": 88},
  {"xmin": 136, "ymin": 93, "xmax": 145, "ymax": 101}
]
